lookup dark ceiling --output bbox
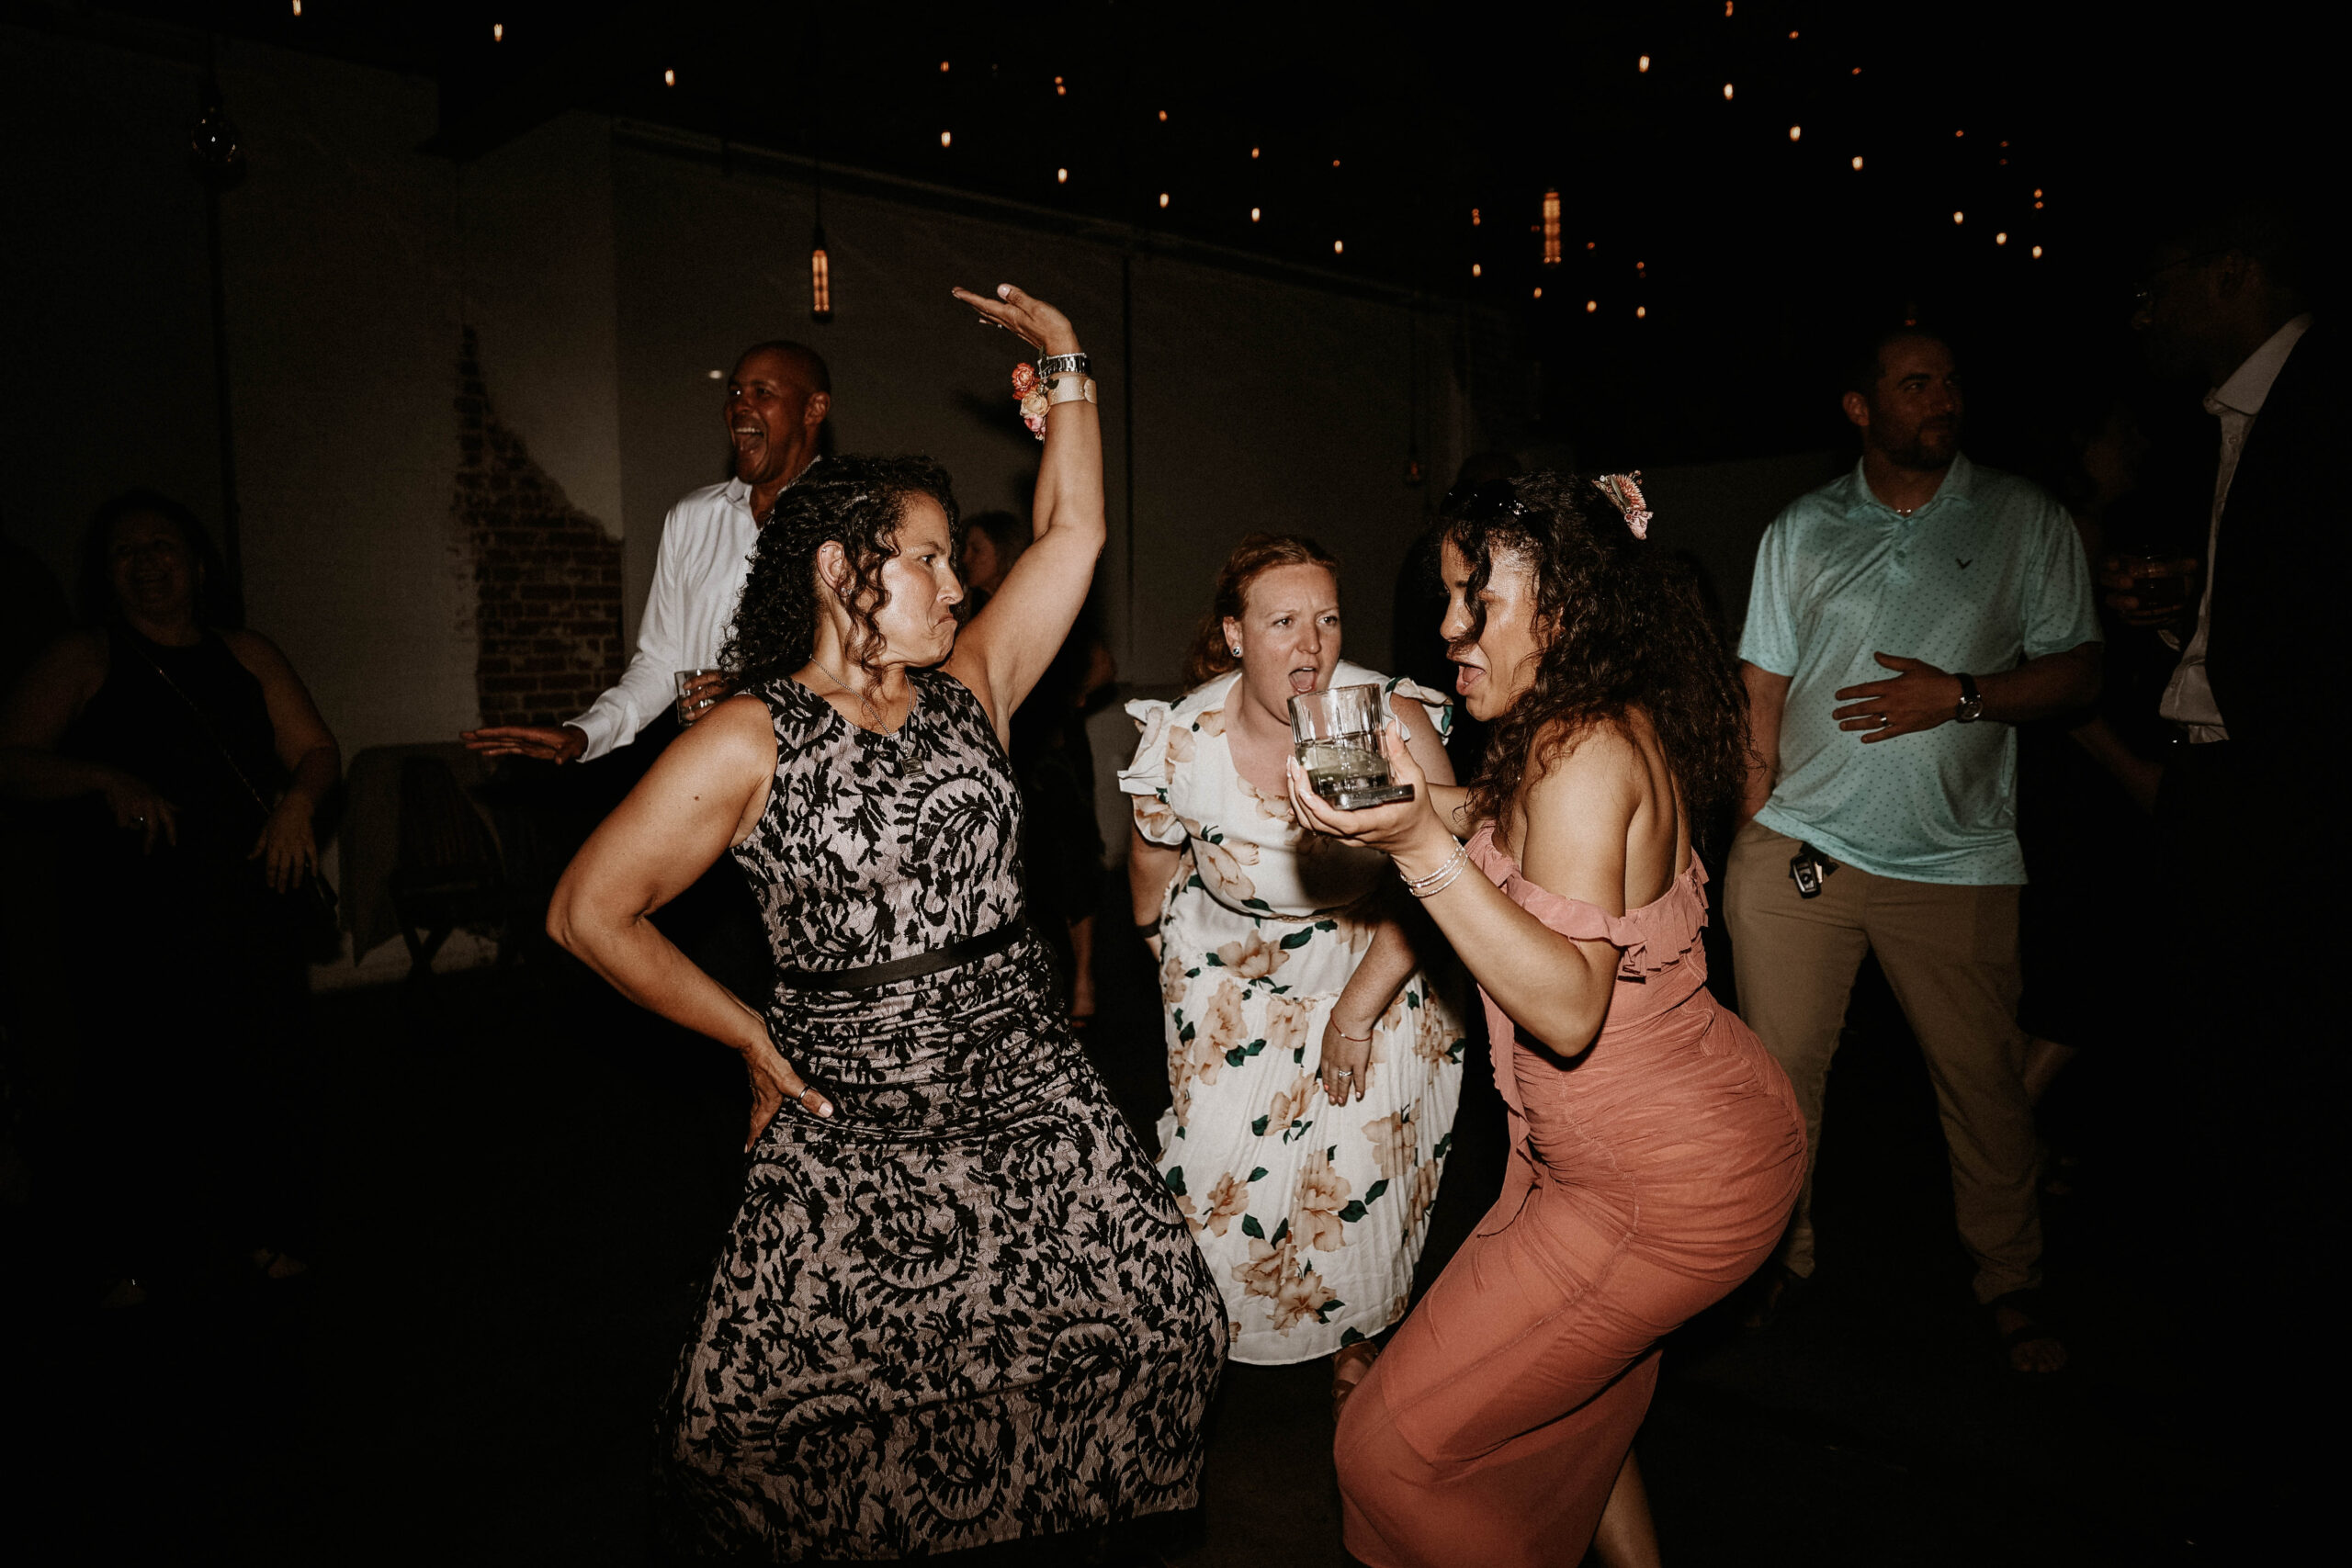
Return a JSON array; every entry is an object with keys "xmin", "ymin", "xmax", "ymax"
[{"xmin": 54, "ymin": 1, "xmax": 2341, "ymax": 459}]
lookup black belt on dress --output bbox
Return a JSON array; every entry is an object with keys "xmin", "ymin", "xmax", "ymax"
[{"xmin": 774, "ymin": 919, "xmax": 1028, "ymax": 992}]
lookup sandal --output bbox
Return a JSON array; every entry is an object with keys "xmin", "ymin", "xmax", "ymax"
[
  {"xmin": 1987, "ymin": 1290, "xmax": 2067, "ymax": 1376},
  {"xmin": 1331, "ymin": 1339, "xmax": 1381, "ymax": 1420}
]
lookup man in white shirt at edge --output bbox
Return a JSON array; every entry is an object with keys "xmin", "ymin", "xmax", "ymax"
[{"xmin": 461, "ymin": 340, "xmax": 831, "ymax": 763}]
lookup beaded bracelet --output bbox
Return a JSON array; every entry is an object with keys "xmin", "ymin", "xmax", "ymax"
[{"xmin": 1399, "ymin": 838, "xmax": 1470, "ymax": 898}]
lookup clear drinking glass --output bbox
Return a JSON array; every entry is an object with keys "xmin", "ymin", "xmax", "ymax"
[
  {"xmin": 1290, "ymin": 683, "xmax": 1414, "ymax": 809},
  {"xmin": 674, "ymin": 667, "xmax": 724, "ymax": 727}
]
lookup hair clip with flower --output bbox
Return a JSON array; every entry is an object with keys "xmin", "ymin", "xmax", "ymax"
[{"xmin": 1593, "ymin": 472, "xmax": 1653, "ymax": 539}]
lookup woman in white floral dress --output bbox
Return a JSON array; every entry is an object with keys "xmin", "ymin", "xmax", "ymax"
[{"xmin": 1123, "ymin": 534, "xmax": 1466, "ymax": 1409}]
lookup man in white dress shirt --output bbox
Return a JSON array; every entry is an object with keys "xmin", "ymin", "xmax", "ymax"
[{"xmin": 462, "ymin": 340, "xmax": 831, "ymax": 763}]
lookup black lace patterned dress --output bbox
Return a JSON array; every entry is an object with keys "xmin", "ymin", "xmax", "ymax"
[{"xmin": 655, "ymin": 668, "xmax": 1226, "ymax": 1561}]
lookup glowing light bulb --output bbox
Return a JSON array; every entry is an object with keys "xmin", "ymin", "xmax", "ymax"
[
  {"xmin": 1057, "ymin": 84, "xmax": 1067, "ymax": 96},
  {"xmin": 1250, "ymin": 207, "xmax": 1261, "ymax": 221},
  {"xmin": 1331, "ymin": 159, "xmax": 1340, "ymax": 167},
  {"xmin": 1586, "ymin": 299, "xmax": 1597, "ymax": 312},
  {"xmin": 663, "ymin": 68, "xmax": 675, "ymax": 86},
  {"xmin": 1789, "ymin": 125, "xmax": 1802, "ymax": 141},
  {"xmin": 1057, "ymin": 168, "xmax": 1069, "ymax": 184},
  {"xmin": 1532, "ymin": 287, "xmax": 1543, "ymax": 299},
  {"xmin": 1471, "ymin": 208, "xmax": 1481, "ymax": 225},
  {"xmin": 1788, "ymin": 29, "xmax": 1799, "ymax": 39},
  {"xmin": 1851, "ymin": 155, "xmax": 1864, "ymax": 171},
  {"xmin": 810, "ymin": 230, "xmax": 831, "ymax": 323},
  {"xmin": 1158, "ymin": 192, "xmax": 1170, "ymax": 208},
  {"xmin": 1638, "ymin": 54, "xmax": 1650, "ymax": 73},
  {"xmin": 291, "ymin": 0, "xmax": 300, "ymax": 14},
  {"xmin": 1250, "ymin": 147, "xmax": 1260, "ymax": 159},
  {"xmin": 2033, "ymin": 188, "xmax": 2043, "ymax": 197},
  {"xmin": 1996, "ymin": 232, "xmax": 2008, "ymax": 244},
  {"xmin": 1542, "ymin": 188, "xmax": 1562, "ymax": 265},
  {"xmin": 940, "ymin": 61, "xmax": 950, "ymax": 72},
  {"xmin": 1636, "ymin": 306, "xmax": 1648, "ymax": 319},
  {"xmin": 492, "ymin": 23, "xmax": 503, "ymax": 41},
  {"xmin": 1334, "ymin": 240, "xmax": 1345, "ymax": 254},
  {"xmin": 940, "ymin": 131, "xmax": 952, "ymax": 148},
  {"xmin": 1471, "ymin": 263, "xmax": 1482, "ymax": 276},
  {"xmin": 2031, "ymin": 244, "xmax": 2044, "ymax": 258},
  {"xmin": 1158, "ymin": 109, "xmax": 1168, "ymax": 121},
  {"xmin": 2034, "ymin": 200, "xmax": 2044, "ymax": 209},
  {"xmin": 1954, "ymin": 129, "xmax": 1965, "ymax": 138},
  {"xmin": 1723, "ymin": 83, "xmax": 1735, "ymax": 100},
  {"xmin": 707, "ymin": 370, "xmax": 722, "ymax": 380},
  {"xmin": 1851, "ymin": 66, "xmax": 1861, "ymax": 75},
  {"xmin": 1952, "ymin": 210, "xmax": 1964, "ymax": 223}
]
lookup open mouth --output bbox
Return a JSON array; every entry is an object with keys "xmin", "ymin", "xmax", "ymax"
[
  {"xmin": 1288, "ymin": 665, "xmax": 1319, "ymax": 694},
  {"xmin": 1454, "ymin": 662, "xmax": 1485, "ymax": 694}
]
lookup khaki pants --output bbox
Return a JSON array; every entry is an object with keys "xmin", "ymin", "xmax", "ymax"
[{"xmin": 1723, "ymin": 820, "xmax": 2040, "ymax": 1304}]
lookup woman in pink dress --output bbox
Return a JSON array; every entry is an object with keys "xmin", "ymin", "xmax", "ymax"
[{"xmin": 1291, "ymin": 471, "xmax": 1806, "ymax": 1568}]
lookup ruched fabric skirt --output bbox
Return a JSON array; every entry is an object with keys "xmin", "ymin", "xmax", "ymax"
[{"xmin": 1336, "ymin": 989, "xmax": 1804, "ymax": 1568}]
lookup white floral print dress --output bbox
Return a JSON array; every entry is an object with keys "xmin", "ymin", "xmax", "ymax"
[{"xmin": 1122, "ymin": 662, "xmax": 1467, "ymax": 1364}]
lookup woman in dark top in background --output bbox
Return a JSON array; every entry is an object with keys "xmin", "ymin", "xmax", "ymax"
[{"xmin": 0, "ymin": 490, "xmax": 339, "ymax": 1306}]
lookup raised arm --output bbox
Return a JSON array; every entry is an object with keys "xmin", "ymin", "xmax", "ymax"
[
  {"xmin": 547, "ymin": 695, "xmax": 833, "ymax": 1143},
  {"xmin": 943, "ymin": 286, "xmax": 1104, "ymax": 739}
]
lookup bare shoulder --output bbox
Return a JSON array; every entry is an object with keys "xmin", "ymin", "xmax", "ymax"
[
  {"xmin": 219, "ymin": 626, "xmax": 296, "ymax": 678},
  {"xmin": 682, "ymin": 691, "xmax": 778, "ymax": 767},
  {"xmin": 1527, "ymin": 716, "xmax": 1644, "ymax": 798}
]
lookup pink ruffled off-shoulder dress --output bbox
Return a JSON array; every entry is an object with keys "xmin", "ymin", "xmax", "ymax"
[{"xmin": 1334, "ymin": 826, "xmax": 1806, "ymax": 1568}]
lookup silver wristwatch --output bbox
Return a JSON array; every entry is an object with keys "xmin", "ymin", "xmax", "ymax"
[
  {"xmin": 1035, "ymin": 352, "xmax": 1089, "ymax": 378},
  {"xmin": 1954, "ymin": 671, "xmax": 1984, "ymax": 724}
]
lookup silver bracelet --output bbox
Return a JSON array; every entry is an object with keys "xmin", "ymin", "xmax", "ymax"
[
  {"xmin": 1407, "ymin": 855, "xmax": 1470, "ymax": 899},
  {"xmin": 1045, "ymin": 373, "xmax": 1097, "ymax": 406},
  {"xmin": 1398, "ymin": 838, "xmax": 1467, "ymax": 895},
  {"xmin": 1331, "ymin": 1021, "xmax": 1374, "ymax": 1043},
  {"xmin": 1036, "ymin": 352, "xmax": 1089, "ymax": 378}
]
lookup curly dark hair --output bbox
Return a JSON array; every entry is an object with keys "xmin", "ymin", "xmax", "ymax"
[
  {"xmin": 1182, "ymin": 533, "xmax": 1341, "ymax": 689},
  {"xmin": 720, "ymin": 456, "xmax": 961, "ymax": 691},
  {"xmin": 1443, "ymin": 470, "xmax": 1748, "ymax": 831}
]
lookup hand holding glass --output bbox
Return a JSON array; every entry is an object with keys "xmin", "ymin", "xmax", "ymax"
[
  {"xmin": 1290, "ymin": 684, "xmax": 1414, "ymax": 810},
  {"xmin": 675, "ymin": 668, "xmax": 726, "ymax": 727}
]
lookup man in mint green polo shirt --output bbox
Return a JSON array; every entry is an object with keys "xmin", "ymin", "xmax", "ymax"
[{"xmin": 1726, "ymin": 327, "xmax": 2101, "ymax": 1374}]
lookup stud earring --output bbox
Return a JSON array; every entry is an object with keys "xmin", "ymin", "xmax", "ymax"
[{"xmin": 1230, "ymin": 646, "xmax": 1243, "ymax": 659}]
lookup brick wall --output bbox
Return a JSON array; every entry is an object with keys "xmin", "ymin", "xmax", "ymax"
[{"xmin": 453, "ymin": 328, "xmax": 624, "ymax": 728}]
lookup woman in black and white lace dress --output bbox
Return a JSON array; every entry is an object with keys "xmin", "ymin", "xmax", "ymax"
[{"xmin": 548, "ymin": 286, "xmax": 1224, "ymax": 1561}]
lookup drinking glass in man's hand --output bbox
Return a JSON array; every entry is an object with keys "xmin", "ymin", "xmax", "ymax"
[
  {"xmin": 2119, "ymin": 553, "xmax": 2195, "ymax": 614},
  {"xmin": 1290, "ymin": 684, "xmax": 1414, "ymax": 810},
  {"xmin": 675, "ymin": 668, "xmax": 726, "ymax": 727}
]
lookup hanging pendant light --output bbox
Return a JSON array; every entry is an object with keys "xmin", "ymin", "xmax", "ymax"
[{"xmin": 810, "ymin": 224, "xmax": 832, "ymax": 323}]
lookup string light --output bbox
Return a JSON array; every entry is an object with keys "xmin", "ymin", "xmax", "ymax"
[
  {"xmin": 940, "ymin": 131, "xmax": 952, "ymax": 148},
  {"xmin": 1056, "ymin": 77, "xmax": 1067, "ymax": 96},
  {"xmin": 1952, "ymin": 210, "xmax": 1964, "ymax": 223},
  {"xmin": 1996, "ymin": 231, "xmax": 2009, "ymax": 245},
  {"xmin": 1532, "ymin": 287, "xmax": 1543, "ymax": 299},
  {"xmin": 1331, "ymin": 158, "xmax": 1341, "ymax": 167},
  {"xmin": 1586, "ymin": 299, "xmax": 1597, "ymax": 312},
  {"xmin": 2031, "ymin": 244, "xmax": 2044, "ymax": 258},
  {"xmin": 1159, "ymin": 192, "xmax": 1170, "ymax": 208},
  {"xmin": 1851, "ymin": 155, "xmax": 1864, "ymax": 171},
  {"xmin": 1789, "ymin": 125, "xmax": 1802, "ymax": 141},
  {"xmin": 663, "ymin": 68, "xmax": 675, "ymax": 86},
  {"xmin": 1954, "ymin": 129, "xmax": 1965, "ymax": 137},
  {"xmin": 1851, "ymin": 66, "xmax": 1861, "ymax": 75},
  {"xmin": 1471, "ymin": 263, "xmax": 1482, "ymax": 276},
  {"xmin": 1586, "ymin": 241, "xmax": 1596, "ymax": 251},
  {"xmin": 1334, "ymin": 240, "xmax": 1345, "ymax": 254},
  {"xmin": 1158, "ymin": 109, "xmax": 1168, "ymax": 121},
  {"xmin": 1724, "ymin": 83, "xmax": 1735, "ymax": 100},
  {"xmin": 940, "ymin": 61, "xmax": 950, "ymax": 72},
  {"xmin": 1636, "ymin": 306, "xmax": 1648, "ymax": 319},
  {"xmin": 1471, "ymin": 208, "xmax": 1481, "ymax": 225},
  {"xmin": 1638, "ymin": 54, "xmax": 1650, "ymax": 73},
  {"xmin": 1057, "ymin": 168, "xmax": 1069, "ymax": 184},
  {"xmin": 1788, "ymin": 29, "xmax": 1799, "ymax": 39},
  {"xmin": 1542, "ymin": 188, "xmax": 1562, "ymax": 265},
  {"xmin": 492, "ymin": 23, "xmax": 503, "ymax": 41},
  {"xmin": 1250, "ymin": 147, "xmax": 1260, "ymax": 159},
  {"xmin": 1250, "ymin": 207, "xmax": 1261, "ymax": 221}
]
